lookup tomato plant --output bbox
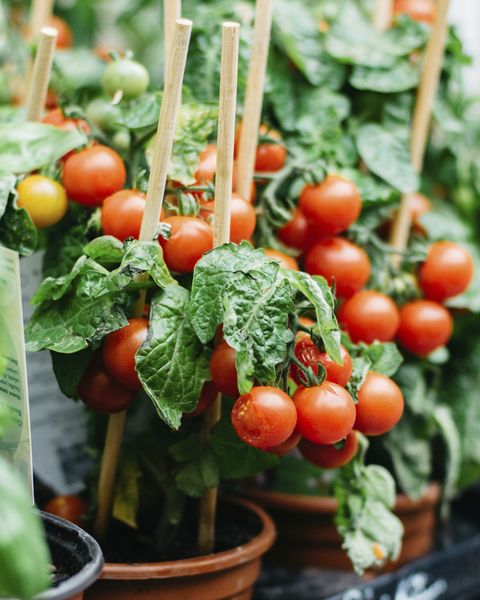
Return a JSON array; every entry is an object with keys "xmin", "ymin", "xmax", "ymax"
[
  {"xmin": 231, "ymin": 386, "xmax": 297, "ymax": 450},
  {"xmin": 62, "ymin": 145, "xmax": 126, "ymax": 207}
]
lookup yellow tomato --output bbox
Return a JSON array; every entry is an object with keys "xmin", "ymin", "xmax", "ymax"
[{"xmin": 17, "ymin": 175, "xmax": 68, "ymax": 228}]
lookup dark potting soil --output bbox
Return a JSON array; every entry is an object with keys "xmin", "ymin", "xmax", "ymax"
[{"xmin": 102, "ymin": 498, "xmax": 263, "ymax": 564}]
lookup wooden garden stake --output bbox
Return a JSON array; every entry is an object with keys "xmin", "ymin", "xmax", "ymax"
[
  {"xmin": 164, "ymin": 0, "xmax": 181, "ymax": 82},
  {"xmin": 235, "ymin": 0, "xmax": 273, "ymax": 202},
  {"xmin": 25, "ymin": 27, "xmax": 57, "ymax": 122},
  {"xmin": 372, "ymin": 0, "xmax": 393, "ymax": 31},
  {"xmin": 29, "ymin": 0, "xmax": 54, "ymax": 40},
  {"xmin": 198, "ymin": 22, "xmax": 240, "ymax": 556},
  {"xmin": 94, "ymin": 18, "xmax": 193, "ymax": 541},
  {"xmin": 389, "ymin": 0, "xmax": 451, "ymax": 260}
]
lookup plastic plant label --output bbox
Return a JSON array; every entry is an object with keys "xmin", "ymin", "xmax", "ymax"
[{"xmin": 0, "ymin": 247, "xmax": 33, "ymax": 499}]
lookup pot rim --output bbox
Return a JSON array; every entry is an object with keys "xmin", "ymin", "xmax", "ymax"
[
  {"xmin": 36, "ymin": 511, "xmax": 104, "ymax": 600},
  {"xmin": 100, "ymin": 496, "xmax": 276, "ymax": 580},
  {"xmin": 246, "ymin": 482, "xmax": 441, "ymax": 514}
]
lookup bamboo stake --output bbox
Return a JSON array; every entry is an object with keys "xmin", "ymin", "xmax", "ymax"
[
  {"xmin": 94, "ymin": 18, "xmax": 193, "ymax": 541},
  {"xmin": 389, "ymin": 0, "xmax": 450, "ymax": 259},
  {"xmin": 164, "ymin": 0, "xmax": 181, "ymax": 83},
  {"xmin": 198, "ymin": 22, "xmax": 240, "ymax": 556},
  {"xmin": 25, "ymin": 27, "xmax": 57, "ymax": 122},
  {"xmin": 372, "ymin": 0, "xmax": 393, "ymax": 31},
  {"xmin": 235, "ymin": 0, "xmax": 273, "ymax": 202},
  {"xmin": 29, "ymin": 0, "xmax": 54, "ymax": 40}
]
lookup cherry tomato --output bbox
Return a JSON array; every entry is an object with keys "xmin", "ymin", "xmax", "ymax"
[
  {"xmin": 408, "ymin": 192, "xmax": 431, "ymax": 233},
  {"xmin": 267, "ymin": 431, "xmax": 302, "ymax": 456},
  {"xmin": 184, "ymin": 382, "xmax": 217, "ymax": 418},
  {"xmin": 48, "ymin": 16, "xmax": 73, "ymax": 49},
  {"xmin": 43, "ymin": 495, "xmax": 87, "ymax": 527},
  {"xmin": 102, "ymin": 318, "xmax": 148, "ymax": 390},
  {"xmin": 102, "ymin": 189, "xmax": 165, "ymax": 241},
  {"xmin": 201, "ymin": 194, "xmax": 256, "ymax": 244},
  {"xmin": 299, "ymin": 432, "xmax": 358, "ymax": 469},
  {"xmin": 42, "ymin": 108, "xmax": 91, "ymax": 134},
  {"xmin": 17, "ymin": 175, "xmax": 68, "ymax": 228},
  {"xmin": 62, "ymin": 145, "xmax": 126, "ymax": 207},
  {"xmin": 264, "ymin": 248, "xmax": 299, "ymax": 270},
  {"xmin": 305, "ymin": 237, "xmax": 371, "ymax": 298},
  {"xmin": 394, "ymin": 0, "xmax": 436, "ymax": 24},
  {"xmin": 86, "ymin": 98, "xmax": 121, "ymax": 131},
  {"xmin": 277, "ymin": 208, "xmax": 309, "ymax": 251},
  {"xmin": 355, "ymin": 372, "xmax": 404, "ymax": 436},
  {"xmin": 102, "ymin": 59, "xmax": 149, "ymax": 100},
  {"xmin": 291, "ymin": 339, "xmax": 353, "ymax": 387},
  {"xmin": 160, "ymin": 216, "xmax": 213, "ymax": 273},
  {"xmin": 419, "ymin": 241, "xmax": 474, "ymax": 302},
  {"xmin": 210, "ymin": 341, "xmax": 239, "ymax": 398},
  {"xmin": 396, "ymin": 300, "xmax": 453, "ymax": 356},
  {"xmin": 299, "ymin": 175, "xmax": 362, "ymax": 235},
  {"xmin": 338, "ymin": 291, "xmax": 400, "ymax": 344},
  {"xmin": 255, "ymin": 127, "xmax": 287, "ymax": 172},
  {"xmin": 231, "ymin": 386, "xmax": 297, "ymax": 450},
  {"xmin": 77, "ymin": 356, "xmax": 135, "ymax": 414},
  {"xmin": 294, "ymin": 383, "xmax": 355, "ymax": 445}
]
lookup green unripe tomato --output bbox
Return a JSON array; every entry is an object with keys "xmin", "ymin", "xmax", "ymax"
[
  {"xmin": 101, "ymin": 59, "xmax": 149, "ymax": 100},
  {"xmin": 86, "ymin": 98, "xmax": 120, "ymax": 131},
  {"xmin": 112, "ymin": 129, "xmax": 131, "ymax": 152}
]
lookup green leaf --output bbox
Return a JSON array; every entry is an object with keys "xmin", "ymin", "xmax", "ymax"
[
  {"xmin": 0, "ymin": 194, "xmax": 38, "ymax": 256},
  {"xmin": 433, "ymin": 405, "xmax": 461, "ymax": 505},
  {"xmin": 210, "ymin": 408, "xmax": 279, "ymax": 479},
  {"xmin": 113, "ymin": 449, "xmax": 140, "ymax": 529},
  {"xmin": 362, "ymin": 342, "xmax": 403, "ymax": 377},
  {"xmin": 136, "ymin": 286, "xmax": 210, "ymax": 429},
  {"xmin": 146, "ymin": 102, "xmax": 218, "ymax": 185},
  {"xmin": 84, "ymin": 236, "xmax": 124, "ymax": 265},
  {"xmin": 0, "ymin": 123, "xmax": 87, "ymax": 174},
  {"xmin": 0, "ymin": 175, "xmax": 16, "ymax": 219},
  {"xmin": 52, "ymin": 49, "xmax": 104, "ymax": 92},
  {"xmin": 51, "ymin": 348, "xmax": 93, "ymax": 398},
  {"xmin": 174, "ymin": 447, "xmax": 219, "ymax": 497},
  {"xmin": 116, "ymin": 92, "xmax": 162, "ymax": 131},
  {"xmin": 356, "ymin": 124, "xmax": 419, "ymax": 193},
  {"xmin": 0, "ymin": 457, "xmax": 51, "ymax": 600},
  {"xmin": 43, "ymin": 224, "xmax": 91, "ymax": 278},
  {"xmin": 283, "ymin": 270, "xmax": 342, "ymax": 364},
  {"xmin": 350, "ymin": 60, "xmax": 419, "ymax": 93}
]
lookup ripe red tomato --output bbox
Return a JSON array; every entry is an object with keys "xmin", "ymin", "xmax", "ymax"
[
  {"xmin": 48, "ymin": 16, "xmax": 73, "ymax": 48},
  {"xmin": 394, "ymin": 0, "xmax": 436, "ymax": 24},
  {"xmin": 184, "ymin": 382, "xmax": 217, "ymax": 418},
  {"xmin": 338, "ymin": 291, "xmax": 400, "ymax": 344},
  {"xmin": 102, "ymin": 318, "xmax": 149, "ymax": 390},
  {"xmin": 277, "ymin": 208, "xmax": 309, "ymax": 251},
  {"xmin": 62, "ymin": 145, "xmax": 126, "ymax": 207},
  {"xmin": 42, "ymin": 108, "xmax": 91, "ymax": 134},
  {"xmin": 396, "ymin": 300, "xmax": 453, "ymax": 356},
  {"xmin": 255, "ymin": 127, "xmax": 287, "ymax": 172},
  {"xmin": 77, "ymin": 356, "xmax": 135, "ymax": 414},
  {"xmin": 293, "ymin": 383, "xmax": 356, "ymax": 445},
  {"xmin": 291, "ymin": 339, "xmax": 352, "ymax": 387},
  {"xmin": 299, "ymin": 431, "xmax": 358, "ymax": 469},
  {"xmin": 299, "ymin": 175, "xmax": 362, "ymax": 235},
  {"xmin": 160, "ymin": 216, "xmax": 213, "ymax": 273},
  {"xmin": 267, "ymin": 431, "xmax": 302, "ymax": 456},
  {"xmin": 231, "ymin": 386, "xmax": 297, "ymax": 449},
  {"xmin": 355, "ymin": 372, "xmax": 404, "ymax": 436},
  {"xmin": 305, "ymin": 237, "xmax": 371, "ymax": 298},
  {"xmin": 101, "ymin": 189, "xmax": 165, "ymax": 241},
  {"xmin": 419, "ymin": 241, "xmax": 474, "ymax": 302},
  {"xmin": 201, "ymin": 194, "xmax": 256, "ymax": 244},
  {"xmin": 264, "ymin": 248, "xmax": 299, "ymax": 270},
  {"xmin": 210, "ymin": 341, "xmax": 239, "ymax": 398},
  {"xmin": 43, "ymin": 495, "xmax": 87, "ymax": 527}
]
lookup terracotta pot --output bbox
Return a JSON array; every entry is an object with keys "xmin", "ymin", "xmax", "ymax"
[
  {"xmin": 37, "ymin": 511, "xmax": 104, "ymax": 600},
  {"xmin": 246, "ymin": 483, "xmax": 441, "ymax": 571},
  {"xmin": 85, "ymin": 497, "xmax": 275, "ymax": 600}
]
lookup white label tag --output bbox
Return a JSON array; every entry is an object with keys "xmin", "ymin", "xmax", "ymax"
[{"xmin": 0, "ymin": 247, "xmax": 33, "ymax": 500}]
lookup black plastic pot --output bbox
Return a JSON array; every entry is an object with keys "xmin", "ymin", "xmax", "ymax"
[{"xmin": 35, "ymin": 511, "xmax": 104, "ymax": 600}]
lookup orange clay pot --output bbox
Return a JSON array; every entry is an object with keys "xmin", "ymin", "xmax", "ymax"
[
  {"xmin": 246, "ymin": 483, "xmax": 441, "ymax": 571},
  {"xmin": 85, "ymin": 498, "xmax": 275, "ymax": 600}
]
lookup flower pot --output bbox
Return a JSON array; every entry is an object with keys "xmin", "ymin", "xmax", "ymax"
[
  {"xmin": 85, "ymin": 497, "xmax": 275, "ymax": 600},
  {"xmin": 36, "ymin": 511, "xmax": 104, "ymax": 600},
  {"xmin": 246, "ymin": 483, "xmax": 441, "ymax": 571}
]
